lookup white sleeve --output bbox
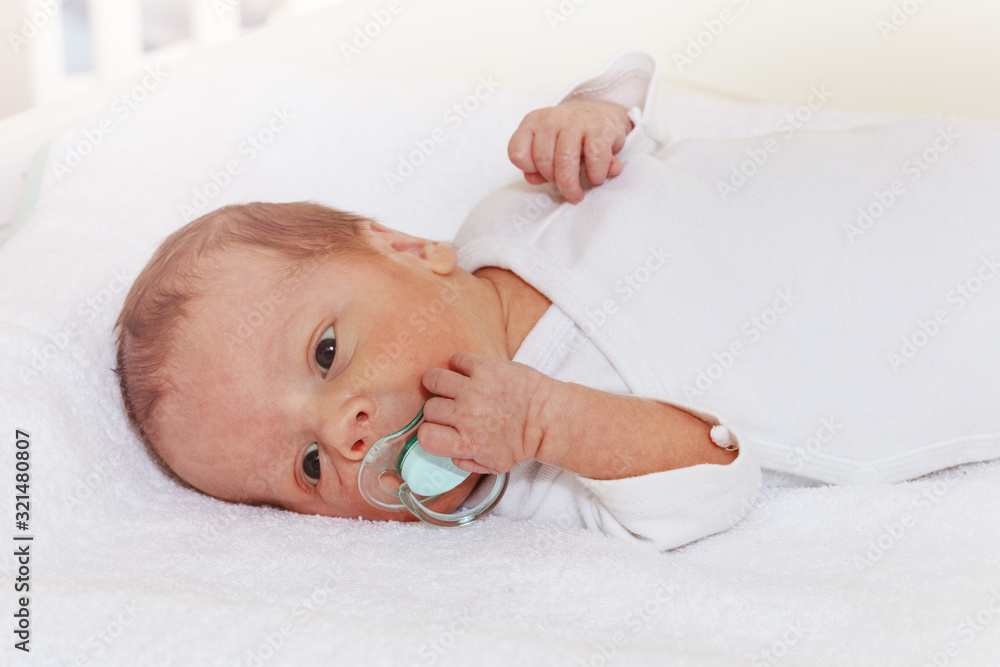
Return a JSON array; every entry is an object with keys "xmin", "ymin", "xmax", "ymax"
[
  {"xmin": 568, "ymin": 394, "xmax": 763, "ymax": 551},
  {"xmin": 453, "ymin": 49, "xmax": 670, "ymax": 248},
  {"xmin": 549, "ymin": 49, "xmax": 670, "ymax": 159}
]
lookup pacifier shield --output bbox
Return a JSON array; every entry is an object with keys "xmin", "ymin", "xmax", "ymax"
[
  {"xmin": 358, "ymin": 400, "xmax": 509, "ymax": 526},
  {"xmin": 398, "ymin": 441, "xmax": 469, "ymax": 496},
  {"xmin": 357, "ymin": 411, "xmax": 422, "ymax": 511}
]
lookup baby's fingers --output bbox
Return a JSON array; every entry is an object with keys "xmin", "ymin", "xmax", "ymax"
[
  {"xmin": 417, "ymin": 422, "xmax": 496, "ymax": 474},
  {"xmin": 450, "ymin": 458, "xmax": 495, "ymax": 475},
  {"xmin": 529, "ymin": 126, "xmax": 559, "ymax": 184},
  {"xmin": 553, "ymin": 129, "xmax": 585, "ymax": 204},
  {"xmin": 422, "ymin": 366, "xmax": 466, "ymax": 400},
  {"xmin": 508, "ymin": 124, "xmax": 538, "ymax": 176},
  {"xmin": 416, "ymin": 421, "xmax": 464, "ymax": 459},
  {"xmin": 582, "ymin": 130, "xmax": 613, "ymax": 187}
]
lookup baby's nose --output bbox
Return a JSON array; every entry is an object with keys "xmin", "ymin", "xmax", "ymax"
[
  {"xmin": 332, "ymin": 436, "xmax": 369, "ymax": 462},
  {"xmin": 353, "ymin": 410, "xmax": 370, "ymax": 450},
  {"xmin": 349, "ymin": 428, "xmax": 368, "ymax": 455},
  {"xmin": 325, "ymin": 400, "xmax": 375, "ymax": 461}
]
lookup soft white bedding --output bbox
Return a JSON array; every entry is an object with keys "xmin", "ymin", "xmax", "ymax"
[{"xmin": 2, "ymin": 64, "xmax": 999, "ymax": 666}]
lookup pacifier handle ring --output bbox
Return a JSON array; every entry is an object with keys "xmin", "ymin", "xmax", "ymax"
[{"xmin": 398, "ymin": 472, "xmax": 509, "ymax": 527}]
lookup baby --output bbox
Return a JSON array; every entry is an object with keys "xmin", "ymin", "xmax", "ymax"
[
  {"xmin": 114, "ymin": 88, "xmax": 740, "ymax": 536},
  {"xmin": 116, "ymin": 50, "xmax": 1000, "ymax": 550}
]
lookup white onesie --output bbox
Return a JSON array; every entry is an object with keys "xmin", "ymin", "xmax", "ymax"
[
  {"xmin": 456, "ymin": 50, "xmax": 1000, "ymax": 551},
  {"xmin": 458, "ymin": 299, "xmax": 763, "ymax": 552}
]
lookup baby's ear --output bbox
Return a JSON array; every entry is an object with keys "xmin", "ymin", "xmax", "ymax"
[
  {"xmin": 364, "ymin": 220, "xmax": 424, "ymax": 255},
  {"xmin": 365, "ymin": 221, "xmax": 456, "ymax": 276}
]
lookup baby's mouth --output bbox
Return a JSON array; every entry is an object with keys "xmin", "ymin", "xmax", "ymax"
[{"xmin": 352, "ymin": 439, "xmax": 365, "ymax": 453}]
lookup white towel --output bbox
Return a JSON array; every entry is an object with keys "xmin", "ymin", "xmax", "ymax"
[{"xmin": 2, "ymin": 66, "xmax": 998, "ymax": 666}]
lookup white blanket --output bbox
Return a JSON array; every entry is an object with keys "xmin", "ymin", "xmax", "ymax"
[{"xmin": 2, "ymin": 66, "xmax": 999, "ymax": 666}]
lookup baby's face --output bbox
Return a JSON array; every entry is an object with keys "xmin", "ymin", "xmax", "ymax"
[{"xmin": 156, "ymin": 223, "xmax": 497, "ymax": 520}]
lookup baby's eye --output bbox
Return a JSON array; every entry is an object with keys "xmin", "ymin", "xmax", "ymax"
[
  {"xmin": 315, "ymin": 325, "xmax": 336, "ymax": 375},
  {"xmin": 302, "ymin": 443, "xmax": 321, "ymax": 485}
]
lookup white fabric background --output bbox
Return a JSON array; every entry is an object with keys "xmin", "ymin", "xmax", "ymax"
[{"xmin": 1, "ymin": 65, "xmax": 999, "ymax": 666}]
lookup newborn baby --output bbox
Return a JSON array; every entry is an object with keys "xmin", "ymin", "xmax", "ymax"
[
  {"xmin": 116, "ymin": 51, "xmax": 1000, "ymax": 550},
  {"xmin": 114, "ymin": 78, "xmax": 739, "ymax": 535}
]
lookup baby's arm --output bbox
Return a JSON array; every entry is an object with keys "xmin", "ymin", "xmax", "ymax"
[
  {"xmin": 508, "ymin": 100, "xmax": 634, "ymax": 205},
  {"xmin": 535, "ymin": 375, "xmax": 738, "ymax": 478},
  {"xmin": 418, "ymin": 351, "xmax": 735, "ymax": 478}
]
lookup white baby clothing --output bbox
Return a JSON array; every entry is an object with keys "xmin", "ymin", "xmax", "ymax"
[
  {"xmin": 459, "ymin": 300, "xmax": 762, "ymax": 551},
  {"xmin": 455, "ymin": 50, "xmax": 1000, "ymax": 550}
]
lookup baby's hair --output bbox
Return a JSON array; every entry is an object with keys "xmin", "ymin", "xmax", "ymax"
[{"xmin": 114, "ymin": 202, "xmax": 381, "ymax": 470}]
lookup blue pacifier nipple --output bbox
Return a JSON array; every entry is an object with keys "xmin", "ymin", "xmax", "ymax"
[{"xmin": 357, "ymin": 402, "xmax": 508, "ymax": 527}]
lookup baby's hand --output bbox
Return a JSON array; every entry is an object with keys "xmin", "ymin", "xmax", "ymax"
[
  {"xmin": 418, "ymin": 351, "xmax": 554, "ymax": 475},
  {"xmin": 508, "ymin": 99, "xmax": 633, "ymax": 204}
]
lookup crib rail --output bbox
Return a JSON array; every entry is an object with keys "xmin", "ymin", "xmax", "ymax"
[{"xmin": 8, "ymin": 0, "xmax": 340, "ymax": 111}]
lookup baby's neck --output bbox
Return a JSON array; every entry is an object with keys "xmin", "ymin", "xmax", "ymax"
[{"xmin": 473, "ymin": 267, "xmax": 551, "ymax": 359}]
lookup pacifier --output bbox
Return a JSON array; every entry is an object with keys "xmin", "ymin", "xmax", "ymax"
[{"xmin": 357, "ymin": 401, "xmax": 508, "ymax": 527}]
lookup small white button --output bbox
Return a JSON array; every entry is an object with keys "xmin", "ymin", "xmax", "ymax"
[{"xmin": 710, "ymin": 425, "xmax": 738, "ymax": 451}]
